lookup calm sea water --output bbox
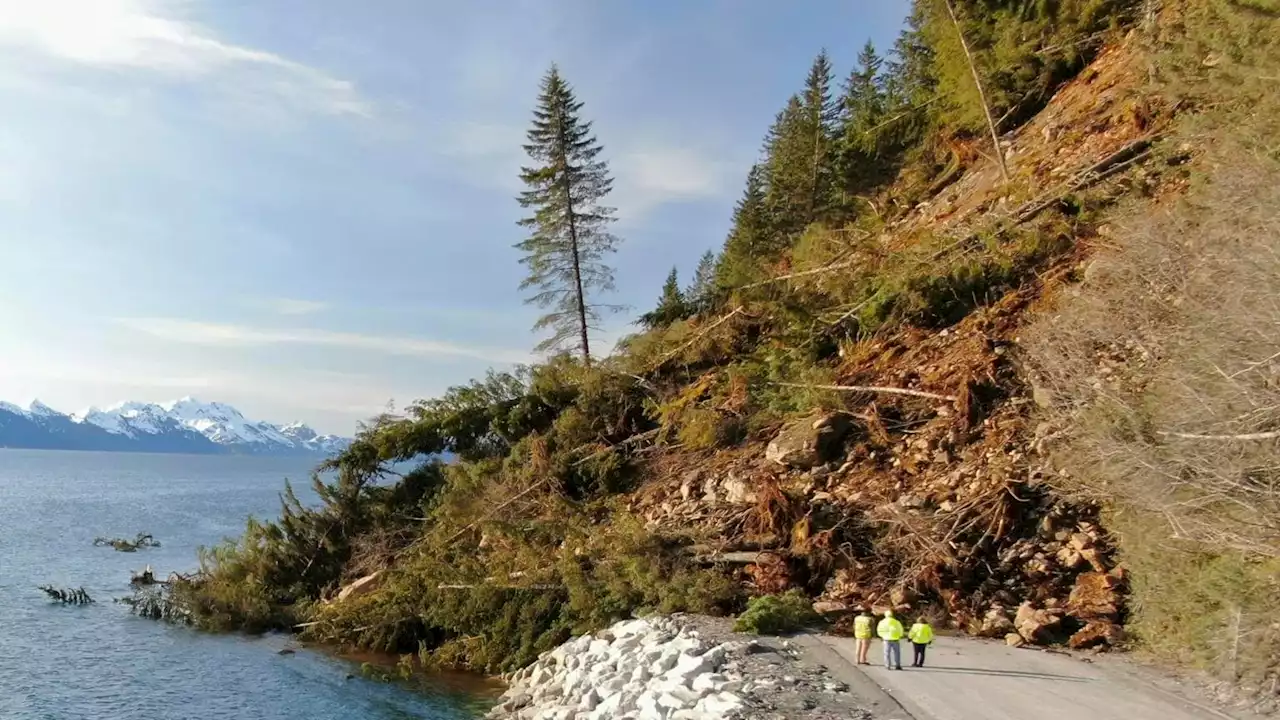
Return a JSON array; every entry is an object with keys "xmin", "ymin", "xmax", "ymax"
[{"xmin": 0, "ymin": 449, "xmax": 495, "ymax": 720}]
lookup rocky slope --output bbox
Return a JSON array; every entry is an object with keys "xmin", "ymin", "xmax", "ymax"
[{"xmin": 621, "ymin": 32, "xmax": 1169, "ymax": 653}]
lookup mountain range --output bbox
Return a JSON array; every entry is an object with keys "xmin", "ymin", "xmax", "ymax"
[{"xmin": 0, "ymin": 397, "xmax": 350, "ymax": 456}]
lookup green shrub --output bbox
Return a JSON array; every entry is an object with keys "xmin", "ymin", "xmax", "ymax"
[{"xmin": 733, "ymin": 589, "xmax": 822, "ymax": 635}]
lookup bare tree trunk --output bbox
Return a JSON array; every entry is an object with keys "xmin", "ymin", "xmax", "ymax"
[
  {"xmin": 558, "ymin": 118, "xmax": 592, "ymax": 365},
  {"xmin": 943, "ymin": 0, "xmax": 1009, "ymax": 183},
  {"xmin": 567, "ymin": 209, "xmax": 591, "ymax": 365}
]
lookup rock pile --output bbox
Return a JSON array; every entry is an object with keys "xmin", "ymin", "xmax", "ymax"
[
  {"xmin": 487, "ymin": 617, "xmax": 746, "ymax": 720},
  {"xmin": 486, "ymin": 617, "xmax": 866, "ymax": 720},
  {"xmin": 630, "ymin": 291, "xmax": 1128, "ymax": 651}
]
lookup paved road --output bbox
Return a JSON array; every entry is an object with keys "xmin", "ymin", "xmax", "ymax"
[{"xmin": 799, "ymin": 634, "xmax": 1237, "ymax": 720}]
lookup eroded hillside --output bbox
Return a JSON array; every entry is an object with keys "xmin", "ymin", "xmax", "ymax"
[{"xmin": 145, "ymin": 0, "xmax": 1279, "ymax": 706}]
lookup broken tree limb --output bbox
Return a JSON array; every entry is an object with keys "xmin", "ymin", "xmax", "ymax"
[
  {"xmin": 824, "ymin": 297, "xmax": 877, "ymax": 327},
  {"xmin": 770, "ymin": 381, "xmax": 958, "ymax": 403},
  {"xmin": 736, "ymin": 262, "xmax": 857, "ymax": 291},
  {"xmin": 944, "ymin": 0, "xmax": 1009, "ymax": 183},
  {"xmin": 1157, "ymin": 430, "xmax": 1280, "ymax": 441},
  {"xmin": 441, "ymin": 477, "xmax": 550, "ymax": 545},
  {"xmin": 860, "ymin": 96, "xmax": 944, "ymax": 137},
  {"xmin": 691, "ymin": 551, "xmax": 771, "ymax": 565},
  {"xmin": 572, "ymin": 428, "xmax": 661, "ymax": 467},
  {"xmin": 435, "ymin": 583, "xmax": 560, "ymax": 590},
  {"xmin": 1011, "ymin": 137, "xmax": 1157, "ymax": 225},
  {"xmin": 650, "ymin": 306, "xmax": 745, "ymax": 370}
]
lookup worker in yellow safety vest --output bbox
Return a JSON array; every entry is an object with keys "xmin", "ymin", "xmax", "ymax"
[
  {"xmin": 876, "ymin": 609, "xmax": 905, "ymax": 670},
  {"xmin": 852, "ymin": 609, "xmax": 874, "ymax": 665},
  {"xmin": 908, "ymin": 617, "xmax": 935, "ymax": 667}
]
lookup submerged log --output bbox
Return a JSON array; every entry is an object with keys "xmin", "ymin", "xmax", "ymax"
[{"xmin": 38, "ymin": 585, "xmax": 94, "ymax": 605}]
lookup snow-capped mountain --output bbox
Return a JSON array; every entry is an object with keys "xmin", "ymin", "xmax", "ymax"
[{"xmin": 0, "ymin": 397, "xmax": 349, "ymax": 456}]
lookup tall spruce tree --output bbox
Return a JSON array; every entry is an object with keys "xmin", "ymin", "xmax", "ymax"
[
  {"xmin": 717, "ymin": 163, "xmax": 771, "ymax": 288},
  {"xmin": 801, "ymin": 50, "xmax": 839, "ymax": 222},
  {"xmin": 516, "ymin": 66, "xmax": 620, "ymax": 362},
  {"xmin": 836, "ymin": 41, "xmax": 889, "ymax": 206},
  {"xmin": 639, "ymin": 267, "xmax": 689, "ymax": 330},
  {"xmin": 763, "ymin": 52, "xmax": 838, "ymax": 240},
  {"xmin": 686, "ymin": 250, "xmax": 718, "ymax": 312}
]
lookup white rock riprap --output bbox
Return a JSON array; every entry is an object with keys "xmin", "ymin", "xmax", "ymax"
[{"xmin": 486, "ymin": 617, "xmax": 752, "ymax": 720}]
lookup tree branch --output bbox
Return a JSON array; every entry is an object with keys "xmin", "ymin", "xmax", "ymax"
[
  {"xmin": 944, "ymin": 0, "xmax": 1009, "ymax": 183},
  {"xmin": 650, "ymin": 306, "xmax": 745, "ymax": 370},
  {"xmin": 769, "ymin": 381, "xmax": 957, "ymax": 402}
]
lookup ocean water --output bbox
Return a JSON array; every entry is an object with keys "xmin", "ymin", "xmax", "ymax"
[{"xmin": 0, "ymin": 449, "xmax": 496, "ymax": 720}]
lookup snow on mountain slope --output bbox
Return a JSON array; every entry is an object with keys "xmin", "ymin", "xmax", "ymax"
[
  {"xmin": 27, "ymin": 400, "xmax": 62, "ymax": 418},
  {"xmin": 160, "ymin": 397, "xmax": 297, "ymax": 447},
  {"xmin": 60, "ymin": 397, "xmax": 351, "ymax": 455},
  {"xmin": 0, "ymin": 401, "xmax": 27, "ymax": 416}
]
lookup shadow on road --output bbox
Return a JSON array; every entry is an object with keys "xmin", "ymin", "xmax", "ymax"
[{"xmin": 907, "ymin": 666, "xmax": 1093, "ymax": 682}]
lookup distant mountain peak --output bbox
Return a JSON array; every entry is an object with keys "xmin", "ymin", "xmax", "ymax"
[
  {"xmin": 0, "ymin": 397, "xmax": 350, "ymax": 456},
  {"xmin": 27, "ymin": 399, "xmax": 61, "ymax": 417}
]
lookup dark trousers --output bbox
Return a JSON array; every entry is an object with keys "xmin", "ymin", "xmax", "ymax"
[{"xmin": 912, "ymin": 642, "xmax": 928, "ymax": 666}]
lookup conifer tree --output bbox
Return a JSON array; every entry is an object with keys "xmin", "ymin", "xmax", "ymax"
[
  {"xmin": 761, "ymin": 95, "xmax": 808, "ymax": 238},
  {"xmin": 516, "ymin": 66, "xmax": 620, "ymax": 363},
  {"xmin": 717, "ymin": 164, "xmax": 771, "ymax": 288},
  {"xmin": 638, "ymin": 267, "xmax": 688, "ymax": 330},
  {"xmin": 835, "ymin": 41, "xmax": 889, "ymax": 207},
  {"xmin": 763, "ymin": 51, "xmax": 838, "ymax": 240},
  {"xmin": 801, "ymin": 50, "xmax": 839, "ymax": 222},
  {"xmin": 686, "ymin": 250, "xmax": 718, "ymax": 312}
]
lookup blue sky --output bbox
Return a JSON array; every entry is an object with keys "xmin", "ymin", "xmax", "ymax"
[{"xmin": 0, "ymin": 0, "xmax": 909, "ymax": 434}]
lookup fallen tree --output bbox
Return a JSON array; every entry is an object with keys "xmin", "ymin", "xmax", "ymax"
[{"xmin": 94, "ymin": 533, "xmax": 161, "ymax": 552}]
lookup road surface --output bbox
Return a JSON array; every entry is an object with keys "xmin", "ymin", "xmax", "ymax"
[{"xmin": 798, "ymin": 634, "xmax": 1239, "ymax": 720}]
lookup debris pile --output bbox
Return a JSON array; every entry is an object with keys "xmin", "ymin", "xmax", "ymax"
[
  {"xmin": 487, "ymin": 616, "xmax": 867, "ymax": 720},
  {"xmin": 633, "ymin": 290, "xmax": 1127, "ymax": 649}
]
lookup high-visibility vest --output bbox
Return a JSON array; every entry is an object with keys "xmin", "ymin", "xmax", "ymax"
[
  {"xmin": 853, "ymin": 615, "xmax": 873, "ymax": 640},
  {"xmin": 909, "ymin": 622, "xmax": 934, "ymax": 644},
  {"xmin": 877, "ymin": 617, "xmax": 904, "ymax": 641}
]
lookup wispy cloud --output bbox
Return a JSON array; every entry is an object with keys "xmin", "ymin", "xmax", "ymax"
[
  {"xmin": 115, "ymin": 317, "xmax": 533, "ymax": 365},
  {"xmin": 262, "ymin": 298, "xmax": 329, "ymax": 316},
  {"xmin": 0, "ymin": 0, "xmax": 370, "ymax": 117},
  {"xmin": 613, "ymin": 143, "xmax": 733, "ymax": 222}
]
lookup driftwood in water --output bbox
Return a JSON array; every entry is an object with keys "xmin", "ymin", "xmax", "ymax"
[
  {"xmin": 94, "ymin": 532, "xmax": 161, "ymax": 552},
  {"xmin": 39, "ymin": 585, "xmax": 94, "ymax": 604}
]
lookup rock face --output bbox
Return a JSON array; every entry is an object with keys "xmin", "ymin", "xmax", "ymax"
[{"xmin": 765, "ymin": 413, "xmax": 855, "ymax": 469}]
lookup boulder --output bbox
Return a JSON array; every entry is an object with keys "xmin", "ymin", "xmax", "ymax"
[
  {"xmin": 1067, "ymin": 572, "xmax": 1121, "ymax": 621},
  {"xmin": 1068, "ymin": 621, "xmax": 1125, "ymax": 649},
  {"xmin": 1005, "ymin": 633, "xmax": 1026, "ymax": 647},
  {"xmin": 1014, "ymin": 602, "xmax": 1062, "ymax": 643},
  {"xmin": 978, "ymin": 606, "xmax": 1015, "ymax": 637},
  {"xmin": 722, "ymin": 474, "xmax": 756, "ymax": 505},
  {"xmin": 336, "ymin": 571, "xmax": 382, "ymax": 602},
  {"xmin": 765, "ymin": 412, "xmax": 856, "ymax": 469},
  {"xmin": 811, "ymin": 600, "xmax": 849, "ymax": 616}
]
